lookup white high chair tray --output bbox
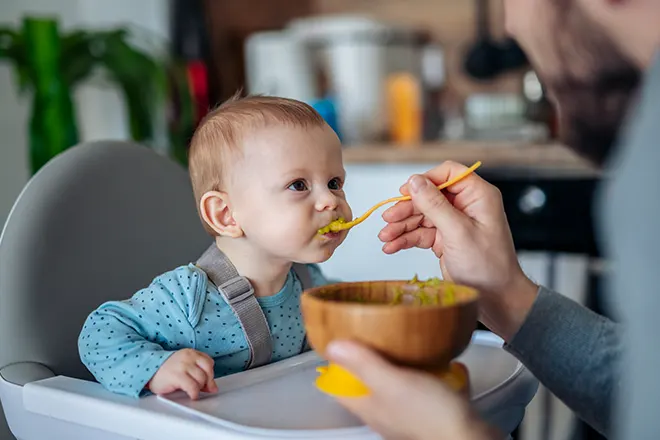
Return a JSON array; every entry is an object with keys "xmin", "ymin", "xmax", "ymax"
[
  {"xmin": 156, "ymin": 330, "xmax": 536, "ymax": 438},
  {"xmin": 20, "ymin": 331, "xmax": 535, "ymax": 440}
]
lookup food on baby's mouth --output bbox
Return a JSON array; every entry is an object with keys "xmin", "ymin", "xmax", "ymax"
[{"xmin": 318, "ymin": 217, "xmax": 347, "ymax": 235}]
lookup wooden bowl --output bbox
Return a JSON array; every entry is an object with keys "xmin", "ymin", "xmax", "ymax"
[{"xmin": 301, "ymin": 280, "xmax": 479, "ymax": 370}]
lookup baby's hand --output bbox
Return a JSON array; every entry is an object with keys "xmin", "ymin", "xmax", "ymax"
[{"xmin": 147, "ymin": 349, "xmax": 218, "ymax": 400}]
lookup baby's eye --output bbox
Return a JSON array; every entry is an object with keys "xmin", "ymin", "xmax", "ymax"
[
  {"xmin": 328, "ymin": 178, "xmax": 343, "ymax": 191},
  {"xmin": 288, "ymin": 180, "xmax": 308, "ymax": 192}
]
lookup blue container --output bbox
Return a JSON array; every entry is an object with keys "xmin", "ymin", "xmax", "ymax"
[{"xmin": 311, "ymin": 96, "xmax": 341, "ymax": 141}]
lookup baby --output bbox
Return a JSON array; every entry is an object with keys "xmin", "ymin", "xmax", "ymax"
[{"xmin": 78, "ymin": 94, "xmax": 352, "ymax": 399}]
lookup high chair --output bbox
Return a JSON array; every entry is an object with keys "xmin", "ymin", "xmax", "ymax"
[{"xmin": 0, "ymin": 141, "xmax": 538, "ymax": 439}]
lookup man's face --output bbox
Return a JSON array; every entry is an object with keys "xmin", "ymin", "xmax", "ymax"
[{"xmin": 504, "ymin": 0, "xmax": 640, "ymax": 166}]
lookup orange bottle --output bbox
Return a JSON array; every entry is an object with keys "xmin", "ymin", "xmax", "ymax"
[{"xmin": 386, "ymin": 72, "xmax": 423, "ymax": 146}]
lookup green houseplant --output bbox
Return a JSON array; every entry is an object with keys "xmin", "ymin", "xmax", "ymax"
[{"xmin": 0, "ymin": 16, "xmax": 195, "ymax": 174}]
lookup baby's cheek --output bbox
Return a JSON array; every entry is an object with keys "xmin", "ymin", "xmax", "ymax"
[
  {"xmin": 262, "ymin": 216, "xmax": 308, "ymax": 248},
  {"xmin": 340, "ymin": 200, "xmax": 353, "ymax": 220}
]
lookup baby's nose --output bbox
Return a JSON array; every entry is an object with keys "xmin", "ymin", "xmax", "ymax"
[{"xmin": 315, "ymin": 191, "xmax": 339, "ymax": 211}]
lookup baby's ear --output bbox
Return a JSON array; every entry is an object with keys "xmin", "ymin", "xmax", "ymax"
[{"xmin": 199, "ymin": 191, "xmax": 244, "ymax": 238}]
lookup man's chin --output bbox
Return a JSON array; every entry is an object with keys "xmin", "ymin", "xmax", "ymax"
[
  {"xmin": 550, "ymin": 71, "xmax": 641, "ymax": 167},
  {"xmin": 559, "ymin": 132, "xmax": 614, "ymax": 167},
  {"xmin": 557, "ymin": 112, "xmax": 626, "ymax": 167}
]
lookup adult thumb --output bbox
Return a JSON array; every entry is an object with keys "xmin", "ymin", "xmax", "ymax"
[
  {"xmin": 408, "ymin": 175, "xmax": 464, "ymax": 230},
  {"xmin": 326, "ymin": 340, "xmax": 399, "ymax": 390}
]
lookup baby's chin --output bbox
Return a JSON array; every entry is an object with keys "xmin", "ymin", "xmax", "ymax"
[
  {"xmin": 307, "ymin": 250, "xmax": 337, "ymax": 264},
  {"xmin": 295, "ymin": 233, "xmax": 347, "ymax": 264}
]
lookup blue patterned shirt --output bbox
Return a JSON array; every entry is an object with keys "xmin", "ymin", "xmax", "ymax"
[{"xmin": 78, "ymin": 263, "xmax": 331, "ymax": 397}]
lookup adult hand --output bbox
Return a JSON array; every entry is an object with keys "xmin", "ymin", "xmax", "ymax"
[
  {"xmin": 379, "ymin": 161, "xmax": 538, "ymax": 341},
  {"xmin": 326, "ymin": 340, "xmax": 500, "ymax": 440}
]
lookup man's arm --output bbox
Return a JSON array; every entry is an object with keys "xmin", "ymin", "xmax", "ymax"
[
  {"xmin": 603, "ymin": 50, "xmax": 660, "ymax": 440},
  {"xmin": 505, "ymin": 286, "xmax": 621, "ymax": 437}
]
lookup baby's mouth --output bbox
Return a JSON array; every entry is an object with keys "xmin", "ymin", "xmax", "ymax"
[
  {"xmin": 319, "ymin": 230, "xmax": 341, "ymax": 241},
  {"xmin": 318, "ymin": 217, "xmax": 348, "ymax": 235}
]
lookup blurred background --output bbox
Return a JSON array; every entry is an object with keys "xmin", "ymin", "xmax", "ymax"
[{"xmin": 0, "ymin": 1, "xmax": 609, "ymax": 439}]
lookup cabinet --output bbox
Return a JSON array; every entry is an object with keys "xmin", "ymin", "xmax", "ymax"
[{"xmin": 483, "ymin": 170, "xmax": 600, "ymax": 257}]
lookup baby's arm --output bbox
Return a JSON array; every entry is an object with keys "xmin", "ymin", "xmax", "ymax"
[
  {"xmin": 78, "ymin": 300, "xmax": 177, "ymax": 397},
  {"xmin": 78, "ymin": 266, "xmax": 209, "ymax": 398}
]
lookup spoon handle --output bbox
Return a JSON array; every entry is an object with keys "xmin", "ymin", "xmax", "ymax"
[
  {"xmin": 394, "ymin": 160, "xmax": 482, "ymax": 203},
  {"xmin": 345, "ymin": 161, "xmax": 482, "ymax": 230}
]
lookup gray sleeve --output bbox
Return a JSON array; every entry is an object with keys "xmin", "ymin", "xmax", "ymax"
[
  {"xmin": 504, "ymin": 286, "xmax": 621, "ymax": 437},
  {"xmin": 600, "ymin": 52, "xmax": 660, "ymax": 440}
]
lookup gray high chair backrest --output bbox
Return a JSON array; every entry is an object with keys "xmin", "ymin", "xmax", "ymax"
[{"xmin": 0, "ymin": 140, "xmax": 211, "ymax": 384}]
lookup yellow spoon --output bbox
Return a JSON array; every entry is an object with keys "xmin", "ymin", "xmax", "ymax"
[{"xmin": 318, "ymin": 161, "xmax": 482, "ymax": 234}]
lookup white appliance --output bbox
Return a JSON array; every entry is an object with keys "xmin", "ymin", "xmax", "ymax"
[
  {"xmin": 287, "ymin": 15, "xmax": 424, "ymax": 144},
  {"xmin": 244, "ymin": 30, "xmax": 317, "ymax": 104}
]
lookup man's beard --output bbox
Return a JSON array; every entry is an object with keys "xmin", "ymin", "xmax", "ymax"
[
  {"xmin": 542, "ymin": 4, "xmax": 641, "ymax": 167},
  {"xmin": 550, "ymin": 69, "xmax": 640, "ymax": 166}
]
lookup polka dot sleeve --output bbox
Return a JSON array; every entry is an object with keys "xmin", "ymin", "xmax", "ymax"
[{"xmin": 77, "ymin": 266, "xmax": 205, "ymax": 398}]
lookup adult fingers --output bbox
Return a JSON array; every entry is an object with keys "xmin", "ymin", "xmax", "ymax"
[{"xmin": 381, "ymin": 229, "xmax": 435, "ymax": 255}]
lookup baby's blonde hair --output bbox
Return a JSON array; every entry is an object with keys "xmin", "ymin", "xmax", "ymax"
[{"xmin": 188, "ymin": 93, "xmax": 327, "ymax": 235}]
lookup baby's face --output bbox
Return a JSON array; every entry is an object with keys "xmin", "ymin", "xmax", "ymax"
[{"xmin": 227, "ymin": 124, "xmax": 352, "ymax": 264}]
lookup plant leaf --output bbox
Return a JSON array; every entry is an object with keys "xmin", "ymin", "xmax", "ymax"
[
  {"xmin": 97, "ymin": 30, "xmax": 160, "ymax": 142},
  {"xmin": 167, "ymin": 61, "xmax": 195, "ymax": 166},
  {"xmin": 0, "ymin": 27, "xmax": 31, "ymax": 93},
  {"xmin": 21, "ymin": 16, "xmax": 79, "ymax": 173},
  {"xmin": 61, "ymin": 30, "xmax": 97, "ymax": 86},
  {"xmin": 0, "ymin": 28, "xmax": 19, "ymax": 59}
]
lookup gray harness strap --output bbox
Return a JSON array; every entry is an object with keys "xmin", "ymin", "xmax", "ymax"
[
  {"xmin": 292, "ymin": 263, "xmax": 312, "ymax": 291},
  {"xmin": 196, "ymin": 244, "xmax": 272, "ymax": 369},
  {"xmin": 196, "ymin": 244, "xmax": 314, "ymax": 368},
  {"xmin": 292, "ymin": 263, "xmax": 313, "ymax": 352}
]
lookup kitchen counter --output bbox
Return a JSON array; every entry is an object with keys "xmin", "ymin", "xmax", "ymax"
[{"xmin": 342, "ymin": 142, "xmax": 601, "ymax": 178}]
